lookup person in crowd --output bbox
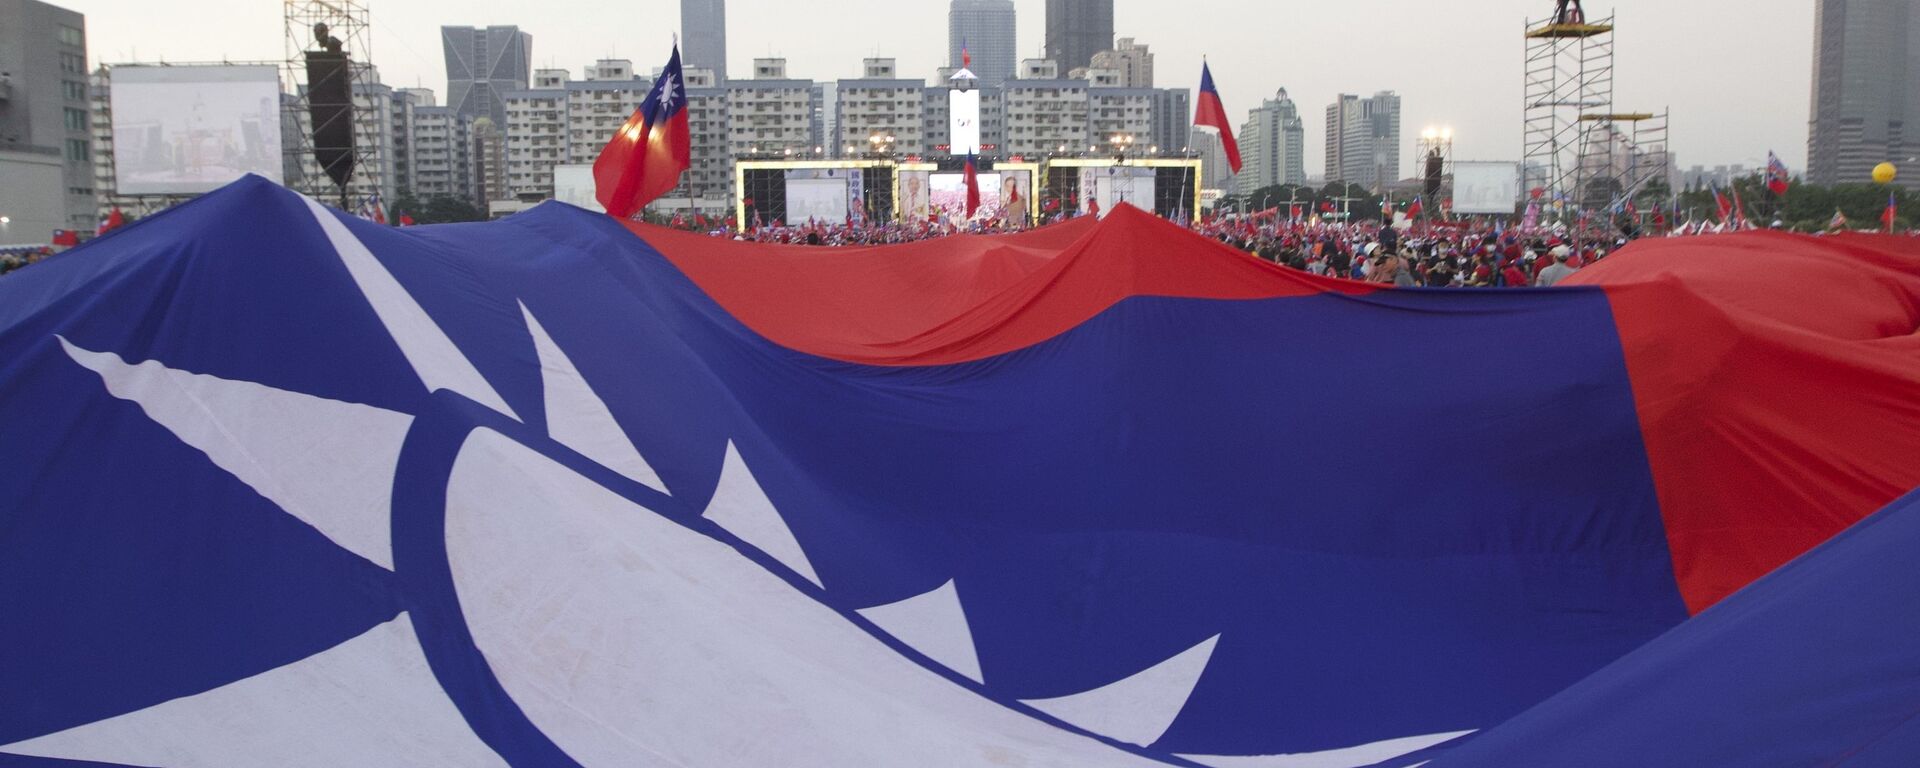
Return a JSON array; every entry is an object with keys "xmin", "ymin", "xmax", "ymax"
[{"xmin": 1535, "ymin": 246, "xmax": 1580, "ymax": 286}]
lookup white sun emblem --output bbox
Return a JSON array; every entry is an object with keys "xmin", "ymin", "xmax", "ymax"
[{"xmin": 655, "ymin": 74, "xmax": 681, "ymax": 113}]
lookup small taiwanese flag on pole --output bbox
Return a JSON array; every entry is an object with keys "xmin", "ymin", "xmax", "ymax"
[
  {"xmin": 1765, "ymin": 151, "xmax": 1791, "ymax": 197},
  {"xmin": 964, "ymin": 152, "xmax": 982, "ymax": 219},
  {"xmin": 595, "ymin": 43, "xmax": 693, "ymax": 219},
  {"xmin": 1194, "ymin": 61, "xmax": 1242, "ymax": 174},
  {"xmin": 1886, "ymin": 191, "xmax": 1900, "ymax": 233}
]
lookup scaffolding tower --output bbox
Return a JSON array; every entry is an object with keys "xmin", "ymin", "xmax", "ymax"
[
  {"xmin": 1522, "ymin": 11, "xmax": 1614, "ymax": 215},
  {"xmin": 1577, "ymin": 110, "xmax": 1669, "ymax": 213},
  {"xmin": 282, "ymin": 0, "xmax": 382, "ymax": 206}
]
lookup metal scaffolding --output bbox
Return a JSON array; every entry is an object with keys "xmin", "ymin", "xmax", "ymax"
[
  {"xmin": 1577, "ymin": 110, "xmax": 1669, "ymax": 214},
  {"xmin": 1522, "ymin": 11, "xmax": 1614, "ymax": 215},
  {"xmin": 282, "ymin": 0, "xmax": 380, "ymax": 205}
]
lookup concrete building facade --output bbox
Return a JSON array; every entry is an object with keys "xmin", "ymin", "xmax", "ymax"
[{"xmin": 0, "ymin": 0, "xmax": 95, "ymax": 240}]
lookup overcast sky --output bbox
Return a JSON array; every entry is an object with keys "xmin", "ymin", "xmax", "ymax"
[{"xmin": 67, "ymin": 0, "xmax": 1812, "ymax": 175}]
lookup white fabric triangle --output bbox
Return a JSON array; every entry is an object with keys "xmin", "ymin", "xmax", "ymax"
[
  {"xmin": 519, "ymin": 302, "xmax": 666, "ymax": 493},
  {"xmin": 299, "ymin": 194, "xmax": 519, "ymax": 421},
  {"xmin": 61, "ymin": 337, "xmax": 411, "ymax": 570},
  {"xmin": 704, "ymin": 441, "xmax": 822, "ymax": 587},
  {"xmin": 857, "ymin": 580, "xmax": 984, "ymax": 683},
  {"xmin": 1020, "ymin": 634, "xmax": 1221, "ymax": 747},
  {"xmin": 0, "ymin": 615, "xmax": 506, "ymax": 767},
  {"xmin": 1176, "ymin": 730, "xmax": 1475, "ymax": 768}
]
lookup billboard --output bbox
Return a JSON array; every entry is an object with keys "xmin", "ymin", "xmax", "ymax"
[
  {"xmin": 553, "ymin": 164, "xmax": 601, "ymax": 212},
  {"xmin": 949, "ymin": 89, "xmax": 981, "ymax": 156},
  {"xmin": 1452, "ymin": 162, "xmax": 1521, "ymax": 215},
  {"xmin": 110, "ymin": 65, "xmax": 284, "ymax": 194}
]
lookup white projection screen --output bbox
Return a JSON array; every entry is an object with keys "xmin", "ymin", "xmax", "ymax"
[
  {"xmin": 784, "ymin": 169, "xmax": 858, "ymax": 223},
  {"xmin": 552, "ymin": 164, "xmax": 603, "ymax": 212},
  {"xmin": 110, "ymin": 65, "xmax": 284, "ymax": 194},
  {"xmin": 1452, "ymin": 162, "xmax": 1521, "ymax": 215},
  {"xmin": 1079, "ymin": 166, "xmax": 1156, "ymax": 218}
]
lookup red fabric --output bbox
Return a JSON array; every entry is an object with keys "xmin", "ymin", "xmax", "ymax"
[
  {"xmin": 594, "ymin": 104, "xmax": 691, "ymax": 219},
  {"xmin": 1569, "ymin": 232, "xmax": 1920, "ymax": 612},
  {"xmin": 626, "ymin": 204, "xmax": 1374, "ymax": 366}
]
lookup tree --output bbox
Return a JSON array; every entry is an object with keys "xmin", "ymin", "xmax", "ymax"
[{"xmin": 391, "ymin": 192, "xmax": 486, "ymax": 224}]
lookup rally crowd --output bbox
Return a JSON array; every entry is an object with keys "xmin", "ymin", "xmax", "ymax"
[
  {"xmin": 696, "ymin": 214, "xmax": 1615, "ymax": 288},
  {"xmin": 0, "ymin": 247, "xmax": 57, "ymax": 277}
]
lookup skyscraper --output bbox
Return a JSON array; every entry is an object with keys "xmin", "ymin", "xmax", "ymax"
[
  {"xmin": 1044, "ymin": 0, "xmax": 1113, "ymax": 75},
  {"xmin": 1808, "ymin": 0, "xmax": 1919, "ymax": 189},
  {"xmin": 0, "ymin": 0, "xmax": 94, "ymax": 238},
  {"xmin": 441, "ymin": 26, "xmax": 532, "ymax": 128},
  {"xmin": 681, "ymin": 0, "xmax": 728, "ymax": 82},
  {"xmin": 1235, "ymin": 89, "xmax": 1307, "ymax": 196},
  {"xmin": 1325, "ymin": 91, "xmax": 1401, "ymax": 190},
  {"xmin": 949, "ymin": 0, "xmax": 1016, "ymax": 88}
]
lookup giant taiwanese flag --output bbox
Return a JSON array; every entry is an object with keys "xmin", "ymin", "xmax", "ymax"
[{"xmin": 2, "ymin": 175, "xmax": 1919, "ymax": 767}]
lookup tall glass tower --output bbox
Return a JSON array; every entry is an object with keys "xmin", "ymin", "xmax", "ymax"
[
  {"xmin": 681, "ymin": 0, "xmax": 728, "ymax": 82},
  {"xmin": 440, "ymin": 26, "xmax": 531, "ymax": 128}
]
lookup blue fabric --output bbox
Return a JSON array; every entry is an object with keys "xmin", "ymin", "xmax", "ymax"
[
  {"xmin": 1428, "ymin": 484, "xmax": 1920, "ymax": 768},
  {"xmin": 0, "ymin": 177, "xmax": 1695, "ymax": 763}
]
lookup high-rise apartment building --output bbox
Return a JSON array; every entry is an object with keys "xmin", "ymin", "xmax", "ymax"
[
  {"xmin": 441, "ymin": 26, "xmax": 532, "ymax": 128},
  {"xmin": 1089, "ymin": 37, "xmax": 1153, "ymax": 88},
  {"xmin": 0, "ymin": 0, "xmax": 94, "ymax": 240},
  {"xmin": 1326, "ymin": 91, "xmax": 1401, "ymax": 190},
  {"xmin": 1004, "ymin": 59, "xmax": 1090, "ymax": 156},
  {"xmin": 1235, "ymin": 88, "xmax": 1307, "ymax": 195},
  {"xmin": 1044, "ymin": 0, "xmax": 1113, "ymax": 75},
  {"xmin": 502, "ymin": 84, "xmax": 565, "ymax": 201},
  {"xmin": 837, "ymin": 59, "xmax": 928, "ymax": 157},
  {"xmin": 1808, "ymin": 0, "xmax": 1920, "ymax": 189},
  {"xmin": 681, "ymin": 0, "xmax": 728, "ymax": 82},
  {"xmin": 949, "ymin": 0, "xmax": 1016, "ymax": 88},
  {"xmin": 726, "ymin": 58, "xmax": 816, "ymax": 160}
]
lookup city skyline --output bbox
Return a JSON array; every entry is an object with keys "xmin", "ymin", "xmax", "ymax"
[{"xmin": 63, "ymin": 0, "xmax": 1813, "ymax": 177}]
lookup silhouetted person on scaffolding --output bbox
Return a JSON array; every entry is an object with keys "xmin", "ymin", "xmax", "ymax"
[{"xmin": 1553, "ymin": 0, "xmax": 1586, "ymax": 25}]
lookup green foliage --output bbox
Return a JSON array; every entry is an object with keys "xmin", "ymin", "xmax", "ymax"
[
  {"xmin": 1225, "ymin": 183, "xmax": 1385, "ymax": 222},
  {"xmin": 390, "ymin": 192, "xmax": 486, "ymax": 224},
  {"xmin": 1673, "ymin": 178, "xmax": 1914, "ymax": 231}
]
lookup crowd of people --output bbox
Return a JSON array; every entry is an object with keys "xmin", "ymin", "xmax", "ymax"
[
  {"xmin": 1194, "ymin": 218, "xmax": 1612, "ymax": 287},
  {"xmin": 0, "ymin": 247, "xmax": 57, "ymax": 278},
  {"xmin": 688, "ymin": 212, "xmax": 1623, "ymax": 288}
]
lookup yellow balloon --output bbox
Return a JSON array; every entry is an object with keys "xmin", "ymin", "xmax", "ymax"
[{"xmin": 1874, "ymin": 162, "xmax": 1899, "ymax": 184}]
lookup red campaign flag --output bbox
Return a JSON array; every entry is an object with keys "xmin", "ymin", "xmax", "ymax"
[
  {"xmin": 963, "ymin": 153, "xmax": 982, "ymax": 219},
  {"xmin": 97, "ymin": 207, "xmax": 125, "ymax": 236},
  {"xmin": 1712, "ymin": 185, "xmax": 1734, "ymax": 224},
  {"xmin": 594, "ymin": 45, "xmax": 693, "ymax": 219},
  {"xmin": 1194, "ymin": 62, "xmax": 1242, "ymax": 174}
]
